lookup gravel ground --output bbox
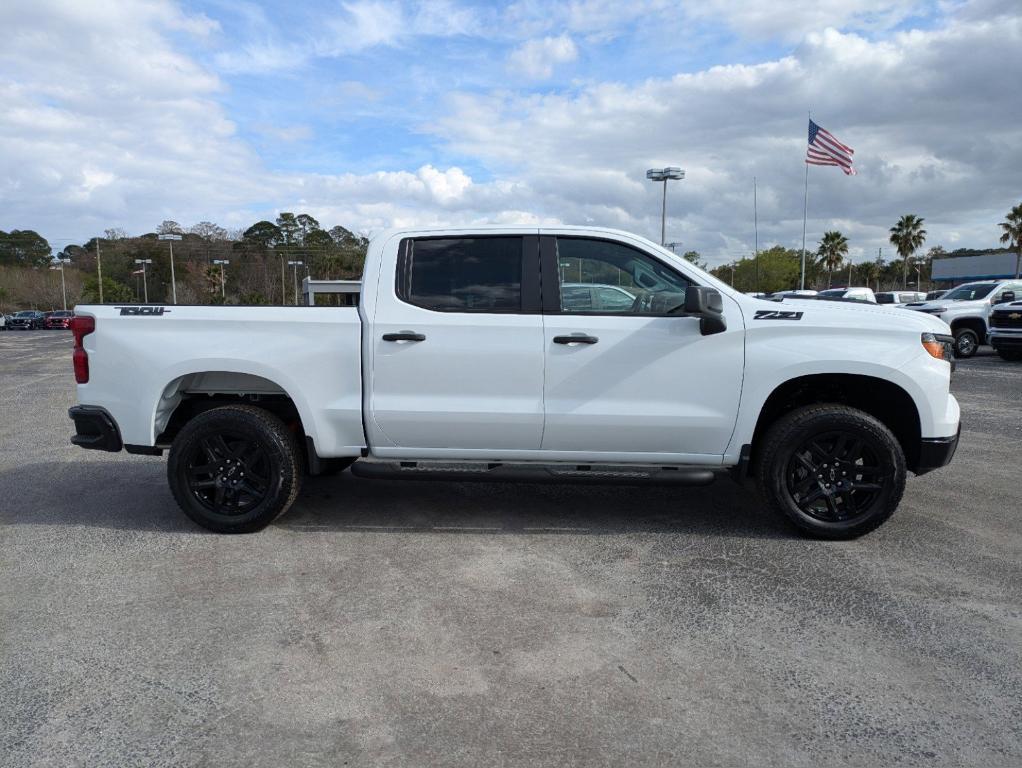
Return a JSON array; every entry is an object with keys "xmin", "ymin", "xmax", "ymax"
[{"xmin": 1, "ymin": 330, "xmax": 1020, "ymax": 767}]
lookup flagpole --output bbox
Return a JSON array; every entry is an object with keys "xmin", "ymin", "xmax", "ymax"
[
  {"xmin": 800, "ymin": 161, "xmax": 809, "ymax": 290},
  {"xmin": 754, "ymin": 176, "xmax": 759, "ymax": 292},
  {"xmin": 800, "ymin": 111, "xmax": 811, "ymax": 291}
]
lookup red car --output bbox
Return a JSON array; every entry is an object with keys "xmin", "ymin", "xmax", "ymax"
[{"xmin": 45, "ymin": 310, "xmax": 74, "ymax": 329}]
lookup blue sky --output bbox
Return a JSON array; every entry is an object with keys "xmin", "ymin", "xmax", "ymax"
[{"xmin": 1, "ymin": 0, "xmax": 1019, "ymax": 264}]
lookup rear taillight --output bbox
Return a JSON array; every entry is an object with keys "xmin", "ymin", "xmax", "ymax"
[{"xmin": 71, "ymin": 315, "xmax": 95, "ymax": 383}]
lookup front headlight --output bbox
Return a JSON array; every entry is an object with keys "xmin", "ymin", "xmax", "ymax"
[{"xmin": 922, "ymin": 332, "xmax": 955, "ymax": 370}]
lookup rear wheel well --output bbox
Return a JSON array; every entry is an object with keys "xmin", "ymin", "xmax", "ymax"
[
  {"xmin": 157, "ymin": 393, "xmax": 304, "ymax": 447},
  {"xmin": 155, "ymin": 372, "xmax": 312, "ymax": 471},
  {"xmin": 750, "ymin": 374, "xmax": 922, "ymax": 473}
]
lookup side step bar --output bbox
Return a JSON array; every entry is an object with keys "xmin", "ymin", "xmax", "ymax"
[{"xmin": 350, "ymin": 461, "xmax": 717, "ymax": 487}]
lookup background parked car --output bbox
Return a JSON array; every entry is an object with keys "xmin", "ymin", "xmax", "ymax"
[
  {"xmin": 817, "ymin": 286, "xmax": 877, "ymax": 303},
  {"xmin": 876, "ymin": 291, "xmax": 927, "ymax": 306},
  {"xmin": 560, "ymin": 282, "xmax": 637, "ymax": 312},
  {"xmin": 905, "ymin": 279, "xmax": 1022, "ymax": 357},
  {"xmin": 44, "ymin": 310, "xmax": 74, "ymax": 329},
  {"xmin": 9, "ymin": 310, "xmax": 46, "ymax": 330}
]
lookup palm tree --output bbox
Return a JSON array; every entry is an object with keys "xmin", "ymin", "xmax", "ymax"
[
  {"xmin": 998, "ymin": 203, "xmax": 1022, "ymax": 279},
  {"xmin": 889, "ymin": 215, "xmax": 927, "ymax": 289},
  {"xmin": 817, "ymin": 231, "xmax": 849, "ymax": 287},
  {"xmin": 860, "ymin": 258, "xmax": 882, "ymax": 292}
]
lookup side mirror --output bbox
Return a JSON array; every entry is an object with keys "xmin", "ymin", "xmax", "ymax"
[
  {"xmin": 997, "ymin": 291, "xmax": 1015, "ymax": 304},
  {"xmin": 684, "ymin": 286, "xmax": 727, "ymax": 335}
]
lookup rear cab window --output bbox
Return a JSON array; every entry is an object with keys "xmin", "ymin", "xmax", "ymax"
[{"xmin": 396, "ymin": 237, "xmax": 525, "ymax": 312}]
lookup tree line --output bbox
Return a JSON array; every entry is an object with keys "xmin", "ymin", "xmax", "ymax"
[
  {"xmin": 708, "ymin": 203, "xmax": 1022, "ymax": 294},
  {"xmin": 0, "ymin": 214, "xmax": 369, "ymax": 311},
  {"xmin": 2, "ymin": 202, "xmax": 1020, "ymax": 310}
]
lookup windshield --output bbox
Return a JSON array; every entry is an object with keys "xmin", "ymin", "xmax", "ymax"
[
  {"xmin": 15, "ymin": 311, "xmax": 35, "ymax": 317},
  {"xmin": 942, "ymin": 283, "xmax": 996, "ymax": 301},
  {"xmin": 876, "ymin": 293, "xmax": 895, "ymax": 304}
]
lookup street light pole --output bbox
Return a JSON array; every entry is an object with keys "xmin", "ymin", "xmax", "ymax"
[
  {"xmin": 50, "ymin": 258, "xmax": 71, "ymax": 310},
  {"xmin": 158, "ymin": 233, "xmax": 182, "ymax": 304},
  {"xmin": 96, "ymin": 239, "xmax": 103, "ymax": 304},
  {"xmin": 646, "ymin": 167, "xmax": 685, "ymax": 246},
  {"xmin": 212, "ymin": 259, "xmax": 230, "ymax": 299},
  {"xmin": 288, "ymin": 260, "xmax": 304, "ymax": 305},
  {"xmin": 134, "ymin": 259, "xmax": 152, "ymax": 303}
]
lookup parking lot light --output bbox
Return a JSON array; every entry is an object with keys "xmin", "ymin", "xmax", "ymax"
[
  {"xmin": 288, "ymin": 260, "xmax": 304, "ymax": 305},
  {"xmin": 646, "ymin": 167, "xmax": 685, "ymax": 246},
  {"xmin": 50, "ymin": 257, "xmax": 72, "ymax": 310},
  {"xmin": 158, "ymin": 233, "xmax": 182, "ymax": 304},
  {"xmin": 134, "ymin": 258, "xmax": 153, "ymax": 303},
  {"xmin": 212, "ymin": 259, "xmax": 230, "ymax": 299}
]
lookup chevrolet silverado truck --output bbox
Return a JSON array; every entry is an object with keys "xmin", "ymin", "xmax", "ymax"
[
  {"xmin": 67, "ymin": 226, "xmax": 961, "ymax": 539},
  {"xmin": 904, "ymin": 279, "xmax": 1022, "ymax": 358},
  {"xmin": 988, "ymin": 298, "xmax": 1022, "ymax": 360}
]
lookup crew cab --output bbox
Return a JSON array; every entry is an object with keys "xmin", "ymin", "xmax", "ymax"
[
  {"xmin": 67, "ymin": 226, "xmax": 961, "ymax": 539},
  {"xmin": 904, "ymin": 280, "xmax": 1022, "ymax": 357}
]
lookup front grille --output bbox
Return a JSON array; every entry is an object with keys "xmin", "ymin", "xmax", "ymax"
[{"xmin": 991, "ymin": 310, "xmax": 1022, "ymax": 329}]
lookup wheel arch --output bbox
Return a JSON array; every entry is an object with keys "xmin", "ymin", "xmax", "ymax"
[
  {"xmin": 152, "ymin": 368, "xmax": 314, "ymax": 451},
  {"xmin": 748, "ymin": 373, "xmax": 923, "ymax": 473},
  {"xmin": 949, "ymin": 316, "xmax": 986, "ymax": 337}
]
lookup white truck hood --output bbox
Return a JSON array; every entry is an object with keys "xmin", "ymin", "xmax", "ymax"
[{"xmin": 761, "ymin": 297, "xmax": 952, "ymax": 335}]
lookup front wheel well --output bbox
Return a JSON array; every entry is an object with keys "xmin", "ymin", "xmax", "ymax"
[
  {"xmin": 750, "ymin": 374, "xmax": 922, "ymax": 473},
  {"xmin": 949, "ymin": 317, "xmax": 986, "ymax": 337}
]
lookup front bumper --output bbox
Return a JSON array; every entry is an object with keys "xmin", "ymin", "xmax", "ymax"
[
  {"xmin": 69, "ymin": 406, "xmax": 123, "ymax": 452},
  {"xmin": 913, "ymin": 425, "xmax": 960, "ymax": 476},
  {"xmin": 989, "ymin": 332, "xmax": 1022, "ymax": 350}
]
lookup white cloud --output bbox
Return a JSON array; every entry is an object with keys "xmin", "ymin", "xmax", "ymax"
[
  {"xmin": 508, "ymin": 34, "xmax": 579, "ymax": 79},
  {"xmin": 0, "ymin": 0, "xmax": 1019, "ymax": 270}
]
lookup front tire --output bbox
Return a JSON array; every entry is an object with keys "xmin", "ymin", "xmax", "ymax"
[
  {"xmin": 756, "ymin": 405, "xmax": 906, "ymax": 539},
  {"xmin": 953, "ymin": 328, "xmax": 979, "ymax": 358},
  {"xmin": 167, "ymin": 405, "xmax": 302, "ymax": 533}
]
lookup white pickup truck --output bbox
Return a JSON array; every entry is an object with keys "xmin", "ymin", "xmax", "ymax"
[{"xmin": 67, "ymin": 226, "xmax": 961, "ymax": 539}]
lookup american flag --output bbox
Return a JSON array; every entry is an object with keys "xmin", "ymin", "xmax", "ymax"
[{"xmin": 806, "ymin": 119, "xmax": 855, "ymax": 175}]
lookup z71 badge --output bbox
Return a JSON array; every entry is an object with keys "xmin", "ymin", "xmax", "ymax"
[
  {"xmin": 116, "ymin": 306, "xmax": 170, "ymax": 316},
  {"xmin": 754, "ymin": 309, "xmax": 803, "ymax": 320}
]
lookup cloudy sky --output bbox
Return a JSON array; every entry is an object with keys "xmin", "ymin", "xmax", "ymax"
[{"xmin": 0, "ymin": 0, "xmax": 1019, "ymax": 266}]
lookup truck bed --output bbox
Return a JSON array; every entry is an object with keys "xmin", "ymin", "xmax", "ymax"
[{"xmin": 73, "ymin": 305, "xmax": 366, "ymax": 456}]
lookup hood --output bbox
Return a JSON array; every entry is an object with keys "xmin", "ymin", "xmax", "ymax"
[{"xmin": 757, "ymin": 296, "xmax": 951, "ymax": 334}]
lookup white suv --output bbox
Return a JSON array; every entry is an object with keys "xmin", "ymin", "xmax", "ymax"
[{"xmin": 905, "ymin": 280, "xmax": 1022, "ymax": 357}]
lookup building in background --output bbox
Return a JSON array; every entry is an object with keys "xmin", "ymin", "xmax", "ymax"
[{"xmin": 931, "ymin": 252, "xmax": 1019, "ymax": 283}]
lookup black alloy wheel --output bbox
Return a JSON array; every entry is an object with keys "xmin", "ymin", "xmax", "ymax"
[
  {"xmin": 756, "ymin": 405, "xmax": 906, "ymax": 539},
  {"xmin": 184, "ymin": 432, "xmax": 272, "ymax": 516},
  {"xmin": 168, "ymin": 405, "xmax": 301, "ymax": 533},
  {"xmin": 785, "ymin": 431, "xmax": 886, "ymax": 523}
]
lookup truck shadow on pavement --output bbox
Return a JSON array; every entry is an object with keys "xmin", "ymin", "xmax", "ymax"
[{"xmin": 2, "ymin": 459, "xmax": 791, "ymax": 539}]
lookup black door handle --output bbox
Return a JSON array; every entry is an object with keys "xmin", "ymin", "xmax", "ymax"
[
  {"xmin": 382, "ymin": 332, "xmax": 426, "ymax": 342},
  {"xmin": 553, "ymin": 334, "xmax": 599, "ymax": 345}
]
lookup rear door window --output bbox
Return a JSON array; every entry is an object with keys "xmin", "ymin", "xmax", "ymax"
[{"xmin": 398, "ymin": 237, "xmax": 523, "ymax": 312}]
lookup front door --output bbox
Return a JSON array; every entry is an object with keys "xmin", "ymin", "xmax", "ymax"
[
  {"xmin": 540, "ymin": 235, "xmax": 745, "ymax": 460},
  {"xmin": 369, "ymin": 235, "xmax": 546, "ymax": 454}
]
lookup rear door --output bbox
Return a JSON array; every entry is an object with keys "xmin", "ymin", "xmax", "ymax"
[
  {"xmin": 539, "ymin": 234, "xmax": 745, "ymax": 460},
  {"xmin": 368, "ymin": 235, "xmax": 546, "ymax": 455}
]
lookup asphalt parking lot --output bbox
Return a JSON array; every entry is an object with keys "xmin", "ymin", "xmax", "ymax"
[{"xmin": 1, "ymin": 330, "xmax": 1020, "ymax": 767}]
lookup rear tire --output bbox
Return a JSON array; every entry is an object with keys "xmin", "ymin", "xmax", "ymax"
[
  {"xmin": 168, "ymin": 405, "xmax": 302, "ymax": 533},
  {"xmin": 756, "ymin": 405, "xmax": 906, "ymax": 539},
  {"xmin": 953, "ymin": 328, "xmax": 979, "ymax": 358}
]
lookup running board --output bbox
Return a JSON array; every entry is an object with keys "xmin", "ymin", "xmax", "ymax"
[{"xmin": 349, "ymin": 461, "xmax": 717, "ymax": 486}]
